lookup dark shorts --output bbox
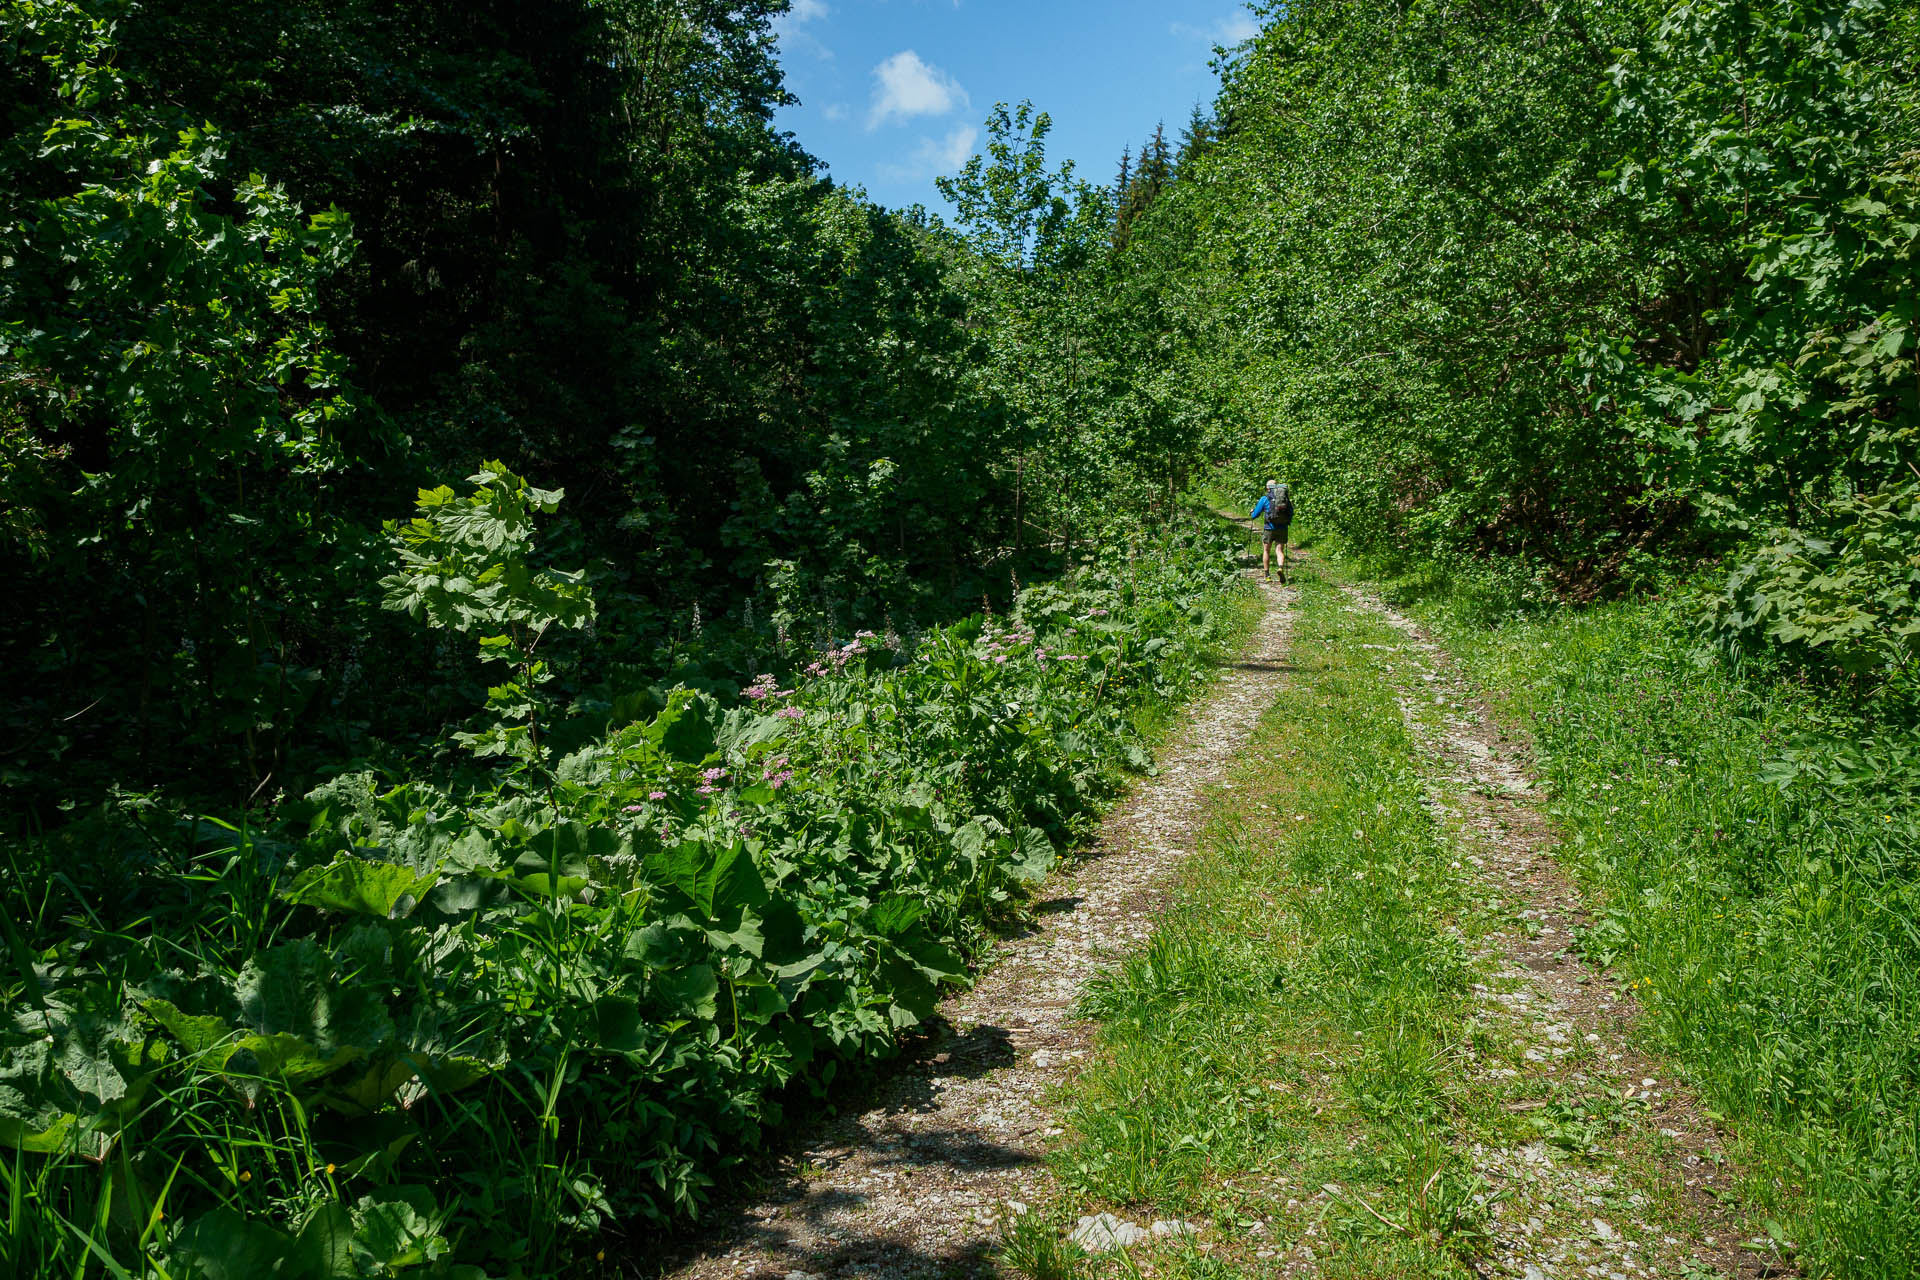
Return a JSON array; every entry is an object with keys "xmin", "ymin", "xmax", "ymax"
[{"xmin": 1264, "ymin": 524, "xmax": 1290, "ymax": 546}]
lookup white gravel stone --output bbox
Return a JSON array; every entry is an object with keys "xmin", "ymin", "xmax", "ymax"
[{"xmin": 1069, "ymin": 1213, "xmax": 1151, "ymax": 1252}]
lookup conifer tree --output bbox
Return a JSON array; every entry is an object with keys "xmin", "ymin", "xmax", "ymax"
[{"xmin": 1176, "ymin": 104, "xmax": 1213, "ymax": 174}]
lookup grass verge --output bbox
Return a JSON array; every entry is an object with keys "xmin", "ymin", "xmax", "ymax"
[{"xmin": 1401, "ymin": 580, "xmax": 1920, "ymax": 1279}]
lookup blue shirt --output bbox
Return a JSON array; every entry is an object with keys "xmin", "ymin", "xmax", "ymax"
[{"xmin": 1251, "ymin": 491, "xmax": 1291, "ymax": 528}]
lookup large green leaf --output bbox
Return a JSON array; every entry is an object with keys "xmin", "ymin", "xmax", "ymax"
[
  {"xmin": 168, "ymin": 1209, "xmax": 303, "ymax": 1280},
  {"xmin": 646, "ymin": 688, "xmax": 720, "ymax": 764},
  {"xmin": 350, "ymin": 1187, "xmax": 450, "ymax": 1272},
  {"xmin": 0, "ymin": 1104, "xmax": 77, "ymax": 1155},
  {"xmin": 234, "ymin": 940, "xmax": 394, "ymax": 1054},
  {"xmin": 651, "ymin": 965, "xmax": 720, "ymax": 1021},
  {"xmin": 284, "ymin": 857, "xmax": 439, "ymax": 919},
  {"xmin": 644, "ymin": 838, "xmax": 769, "ymax": 922}
]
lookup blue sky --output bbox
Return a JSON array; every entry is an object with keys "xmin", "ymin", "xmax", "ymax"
[{"xmin": 772, "ymin": 1, "xmax": 1260, "ymax": 212}]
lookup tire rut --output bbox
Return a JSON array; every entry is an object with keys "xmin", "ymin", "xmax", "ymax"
[{"xmin": 1342, "ymin": 585, "xmax": 1782, "ymax": 1280}]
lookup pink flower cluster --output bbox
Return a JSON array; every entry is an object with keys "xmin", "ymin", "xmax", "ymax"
[
  {"xmin": 774, "ymin": 705, "xmax": 805, "ymax": 720},
  {"xmin": 743, "ymin": 673, "xmax": 795, "ymax": 701},
  {"xmin": 762, "ymin": 755, "xmax": 795, "ymax": 790}
]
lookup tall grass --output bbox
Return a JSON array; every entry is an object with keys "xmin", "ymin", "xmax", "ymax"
[{"xmin": 1412, "ymin": 584, "xmax": 1920, "ymax": 1277}]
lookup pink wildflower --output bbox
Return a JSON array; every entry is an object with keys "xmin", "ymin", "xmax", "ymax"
[{"xmin": 648, "ymin": 790, "xmax": 668, "ymax": 801}]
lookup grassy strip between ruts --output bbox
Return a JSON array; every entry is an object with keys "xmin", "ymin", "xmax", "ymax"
[{"xmin": 1004, "ymin": 558, "xmax": 1758, "ymax": 1279}]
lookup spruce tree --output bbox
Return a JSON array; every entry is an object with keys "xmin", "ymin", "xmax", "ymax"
[{"xmin": 1176, "ymin": 104, "xmax": 1213, "ymax": 174}]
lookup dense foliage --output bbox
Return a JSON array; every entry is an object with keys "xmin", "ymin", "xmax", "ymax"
[
  {"xmin": 10, "ymin": 0, "xmax": 1920, "ymax": 1272},
  {"xmin": 1114, "ymin": 0, "xmax": 1918, "ymax": 671},
  {"xmin": 1, "ymin": 0, "xmax": 1047, "ymax": 818},
  {"xmin": 3, "ymin": 459, "xmax": 1247, "ymax": 1274},
  {"xmin": 0, "ymin": 0, "xmax": 1248, "ymax": 1273}
]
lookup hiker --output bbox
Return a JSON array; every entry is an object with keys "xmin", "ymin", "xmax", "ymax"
[{"xmin": 1249, "ymin": 479, "xmax": 1293, "ymax": 582}]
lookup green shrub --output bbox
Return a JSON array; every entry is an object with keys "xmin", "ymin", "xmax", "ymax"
[{"xmin": 0, "ymin": 496, "xmax": 1249, "ymax": 1277}]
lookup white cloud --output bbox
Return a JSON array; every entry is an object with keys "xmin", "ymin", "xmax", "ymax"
[
  {"xmin": 774, "ymin": 0, "xmax": 827, "ymax": 30},
  {"xmin": 772, "ymin": 0, "xmax": 831, "ymax": 58},
  {"xmin": 878, "ymin": 123, "xmax": 980, "ymax": 180},
  {"xmin": 822, "ymin": 102, "xmax": 850, "ymax": 122},
  {"xmin": 1171, "ymin": 11, "xmax": 1260, "ymax": 44},
  {"xmin": 867, "ymin": 50, "xmax": 969, "ymax": 129}
]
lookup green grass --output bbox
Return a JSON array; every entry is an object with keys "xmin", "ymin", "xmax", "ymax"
[
  {"xmin": 1038, "ymin": 564, "xmax": 1496, "ymax": 1276},
  {"xmin": 1021, "ymin": 557, "xmax": 1809, "ymax": 1278},
  {"xmin": 1406, "ymin": 583, "xmax": 1920, "ymax": 1279}
]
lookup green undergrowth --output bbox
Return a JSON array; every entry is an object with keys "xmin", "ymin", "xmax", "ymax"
[
  {"xmin": 1020, "ymin": 563, "xmax": 1501, "ymax": 1277},
  {"xmin": 1400, "ymin": 579, "xmax": 1920, "ymax": 1278},
  {"xmin": 0, "ymin": 508, "xmax": 1254, "ymax": 1279}
]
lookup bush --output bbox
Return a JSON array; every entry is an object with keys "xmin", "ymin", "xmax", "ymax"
[{"xmin": 0, "ymin": 501, "xmax": 1249, "ymax": 1277}]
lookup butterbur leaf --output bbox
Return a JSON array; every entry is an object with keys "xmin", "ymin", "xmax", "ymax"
[
  {"xmin": 284, "ymin": 856, "xmax": 439, "ymax": 919},
  {"xmin": 167, "ymin": 1208, "xmax": 302, "ymax": 1280},
  {"xmin": 652, "ymin": 965, "xmax": 720, "ymax": 1020},
  {"xmin": 894, "ymin": 933, "xmax": 966, "ymax": 986},
  {"xmin": 145, "ymin": 1000, "xmax": 239, "ymax": 1062},
  {"xmin": 594, "ymin": 993, "xmax": 649, "ymax": 1053},
  {"xmin": 951, "ymin": 821, "xmax": 988, "ymax": 869},
  {"xmin": 1009, "ymin": 827, "xmax": 1056, "ymax": 883},
  {"xmin": 54, "ymin": 1012, "xmax": 133, "ymax": 1104},
  {"xmin": 645, "ymin": 838, "xmax": 768, "ymax": 921},
  {"xmin": 235, "ymin": 940, "xmax": 394, "ymax": 1053},
  {"xmin": 0, "ymin": 1105, "xmax": 78, "ymax": 1154},
  {"xmin": 647, "ymin": 688, "xmax": 720, "ymax": 763},
  {"xmin": 707, "ymin": 912, "xmax": 766, "ymax": 957},
  {"xmin": 295, "ymin": 1202, "xmax": 356, "ymax": 1279},
  {"xmin": 351, "ymin": 1187, "xmax": 449, "ymax": 1271},
  {"xmin": 869, "ymin": 895, "xmax": 925, "ymax": 937},
  {"xmin": 222, "ymin": 1033, "xmax": 363, "ymax": 1090}
]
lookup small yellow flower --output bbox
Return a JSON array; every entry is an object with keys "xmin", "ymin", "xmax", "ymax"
[
  {"xmin": 325, "ymin": 1163, "xmax": 336, "ymax": 1175},
  {"xmin": 597, "ymin": 1251, "xmax": 607, "ymax": 1262},
  {"xmin": 239, "ymin": 1170, "xmax": 252, "ymax": 1183}
]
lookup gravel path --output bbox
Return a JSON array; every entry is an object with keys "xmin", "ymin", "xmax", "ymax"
[
  {"xmin": 660, "ymin": 572, "xmax": 1296, "ymax": 1280},
  {"xmin": 1344, "ymin": 586, "xmax": 1775, "ymax": 1280}
]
